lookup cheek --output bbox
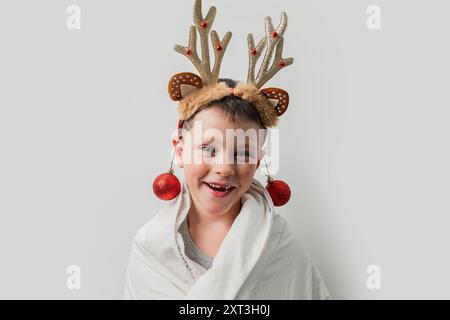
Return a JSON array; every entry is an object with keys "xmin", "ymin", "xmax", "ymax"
[
  {"xmin": 184, "ymin": 163, "xmax": 210, "ymax": 180},
  {"xmin": 237, "ymin": 164, "xmax": 258, "ymax": 183}
]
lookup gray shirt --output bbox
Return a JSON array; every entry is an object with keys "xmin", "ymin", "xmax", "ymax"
[{"xmin": 179, "ymin": 218, "xmax": 214, "ymax": 270}]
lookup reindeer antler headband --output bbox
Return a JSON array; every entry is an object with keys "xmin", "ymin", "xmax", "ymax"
[{"xmin": 168, "ymin": 0, "xmax": 293, "ymax": 128}]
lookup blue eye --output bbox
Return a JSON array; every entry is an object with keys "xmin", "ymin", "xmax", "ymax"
[
  {"xmin": 236, "ymin": 151, "xmax": 250, "ymax": 157},
  {"xmin": 201, "ymin": 145, "xmax": 215, "ymax": 155}
]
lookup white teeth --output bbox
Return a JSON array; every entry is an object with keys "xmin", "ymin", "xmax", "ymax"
[{"xmin": 207, "ymin": 183, "xmax": 232, "ymax": 190}]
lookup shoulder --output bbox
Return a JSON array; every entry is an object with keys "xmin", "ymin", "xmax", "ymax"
[
  {"xmin": 270, "ymin": 214, "xmax": 318, "ymax": 268},
  {"xmin": 268, "ymin": 214, "xmax": 331, "ymax": 299},
  {"xmin": 132, "ymin": 203, "xmax": 175, "ymax": 250},
  {"xmin": 270, "ymin": 214, "xmax": 307, "ymax": 262}
]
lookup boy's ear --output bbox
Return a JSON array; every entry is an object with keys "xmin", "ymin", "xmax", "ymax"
[
  {"xmin": 174, "ymin": 139, "xmax": 184, "ymax": 168},
  {"xmin": 260, "ymin": 148, "xmax": 267, "ymax": 158},
  {"xmin": 256, "ymin": 148, "xmax": 267, "ymax": 169},
  {"xmin": 170, "ymin": 129, "xmax": 181, "ymax": 147}
]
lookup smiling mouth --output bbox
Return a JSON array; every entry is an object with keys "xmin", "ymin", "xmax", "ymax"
[{"xmin": 203, "ymin": 182, "xmax": 236, "ymax": 193}]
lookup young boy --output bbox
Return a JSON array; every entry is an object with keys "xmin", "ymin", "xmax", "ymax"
[
  {"xmin": 123, "ymin": 0, "xmax": 330, "ymax": 300},
  {"xmin": 174, "ymin": 80, "xmax": 267, "ymax": 261}
]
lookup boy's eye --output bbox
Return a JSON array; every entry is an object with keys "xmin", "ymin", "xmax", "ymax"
[
  {"xmin": 201, "ymin": 145, "xmax": 215, "ymax": 155},
  {"xmin": 236, "ymin": 151, "xmax": 250, "ymax": 157},
  {"xmin": 236, "ymin": 146, "xmax": 254, "ymax": 157},
  {"xmin": 200, "ymin": 145, "xmax": 255, "ymax": 160}
]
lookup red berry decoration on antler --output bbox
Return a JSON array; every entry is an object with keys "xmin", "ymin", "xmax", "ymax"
[
  {"xmin": 247, "ymin": 12, "xmax": 293, "ymax": 89},
  {"xmin": 173, "ymin": 0, "xmax": 232, "ymax": 85}
]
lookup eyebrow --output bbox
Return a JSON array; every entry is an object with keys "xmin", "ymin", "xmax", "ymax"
[
  {"xmin": 202, "ymin": 137, "xmax": 257, "ymax": 147},
  {"xmin": 202, "ymin": 137, "xmax": 215, "ymax": 143}
]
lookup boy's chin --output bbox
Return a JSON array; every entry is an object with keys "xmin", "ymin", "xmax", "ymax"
[
  {"xmin": 200, "ymin": 196, "xmax": 234, "ymax": 211},
  {"xmin": 199, "ymin": 194, "xmax": 240, "ymax": 215}
]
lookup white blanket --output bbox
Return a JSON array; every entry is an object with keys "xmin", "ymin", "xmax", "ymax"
[{"xmin": 123, "ymin": 178, "xmax": 330, "ymax": 300}]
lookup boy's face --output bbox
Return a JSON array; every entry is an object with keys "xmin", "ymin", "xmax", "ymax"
[{"xmin": 175, "ymin": 107, "xmax": 265, "ymax": 216}]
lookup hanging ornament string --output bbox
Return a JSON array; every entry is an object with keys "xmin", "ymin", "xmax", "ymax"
[
  {"xmin": 263, "ymin": 157, "xmax": 273, "ymax": 183},
  {"xmin": 168, "ymin": 145, "xmax": 177, "ymax": 175}
]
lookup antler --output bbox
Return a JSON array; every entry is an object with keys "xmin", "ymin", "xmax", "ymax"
[
  {"xmin": 247, "ymin": 12, "xmax": 294, "ymax": 88},
  {"xmin": 174, "ymin": 0, "xmax": 232, "ymax": 85}
]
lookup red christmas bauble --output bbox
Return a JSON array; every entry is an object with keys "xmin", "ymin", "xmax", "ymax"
[
  {"xmin": 153, "ymin": 173, "xmax": 181, "ymax": 201},
  {"xmin": 266, "ymin": 179, "xmax": 291, "ymax": 206}
]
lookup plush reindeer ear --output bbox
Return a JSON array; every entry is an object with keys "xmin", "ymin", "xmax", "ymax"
[
  {"xmin": 260, "ymin": 87, "xmax": 289, "ymax": 116},
  {"xmin": 168, "ymin": 72, "xmax": 204, "ymax": 101}
]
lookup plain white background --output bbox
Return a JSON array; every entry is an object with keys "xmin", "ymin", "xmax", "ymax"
[{"xmin": 1, "ymin": 0, "xmax": 449, "ymax": 299}]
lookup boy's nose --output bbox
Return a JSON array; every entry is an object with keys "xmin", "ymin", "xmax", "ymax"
[{"xmin": 213, "ymin": 162, "xmax": 235, "ymax": 176}]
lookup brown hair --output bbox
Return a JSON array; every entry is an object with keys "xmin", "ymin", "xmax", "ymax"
[{"xmin": 180, "ymin": 78, "xmax": 265, "ymax": 133}]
